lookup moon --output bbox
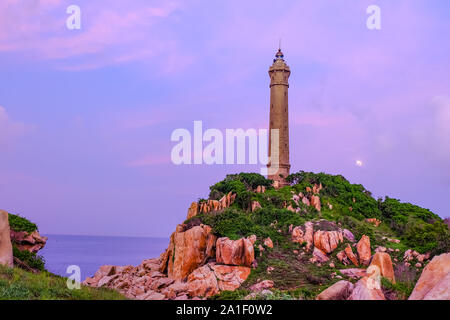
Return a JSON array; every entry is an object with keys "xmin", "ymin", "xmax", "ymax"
[{"xmin": 356, "ymin": 160, "xmax": 363, "ymax": 167}]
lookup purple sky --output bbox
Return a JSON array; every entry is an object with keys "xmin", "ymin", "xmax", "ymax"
[{"xmin": 0, "ymin": 0, "xmax": 449, "ymax": 237}]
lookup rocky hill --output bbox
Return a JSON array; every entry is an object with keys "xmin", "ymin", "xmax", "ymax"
[{"xmin": 85, "ymin": 171, "xmax": 450, "ymax": 300}]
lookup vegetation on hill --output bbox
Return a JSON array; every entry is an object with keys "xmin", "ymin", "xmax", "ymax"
[
  {"xmin": 187, "ymin": 171, "xmax": 450, "ymax": 300},
  {"xmin": 7, "ymin": 213, "xmax": 46, "ymax": 272},
  {"xmin": 8, "ymin": 213, "xmax": 38, "ymax": 233},
  {"xmin": 0, "ymin": 265, "xmax": 126, "ymax": 300}
]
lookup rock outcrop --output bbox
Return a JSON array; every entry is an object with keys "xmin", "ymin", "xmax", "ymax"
[
  {"xmin": 0, "ymin": 210, "xmax": 13, "ymax": 267},
  {"xmin": 356, "ymin": 235, "xmax": 371, "ymax": 266},
  {"xmin": 313, "ymin": 230, "xmax": 343, "ymax": 254},
  {"xmin": 370, "ymin": 252, "xmax": 395, "ymax": 284},
  {"xmin": 186, "ymin": 192, "xmax": 236, "ymax": 219},
  {"xmin": 160, "ymin": 224, "xmax": 216, "ymax": 280},
  {"xmin": 316, "ymin": 280, "xmax": 354, "ymax": 300},
  {"xmin": 409, "ymin": 253, "xmax": 450, "ymax": 300},
  {"xmin": 10, "ymin": 229, "xmax": 47, "ymax": 253},
  {"xmin": 216, "ymin": 237, "xmax": 255, "ymax": 267}
]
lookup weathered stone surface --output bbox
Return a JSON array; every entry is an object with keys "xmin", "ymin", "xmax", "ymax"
[
  {"xmin": 250, "ymin": 280, "xmax": 274, "ymax": 292},
  {"xmin": 0, "ymin": 210, "xmax": 13, "ymax": 267},
  {"xmin": 10, "ymin": 229, "xmax": 48, "ymax": 253},
  {"xmin": 160, "ymin": 224, "xmax": 217, "ymax": 280},
  {"xmin": 186, "ymin": 202, "xmax": 198, "ymax": 220},
  {"xmin": 349, "ymin": 276, "xmax": 385, "ymax": 300},
  {"xmin": 370, "ymin": 252, "xmax": 395, "ymax": 284},
  {"xmin": 343, "ymin": 229, "xmax": 355, "ymax": 242},
  {"xmin": 311, "ymin": 247, "xmax": 329, "ymax": 263},
  {"xmin": 356, "ymin": 235, "xmax": 371, "ymax": 266},
  {"xmin": 344, "ymin": 244, "xmax": 359, "ymax": 266},
  {"xmin": 216, "ymin": 237, "xmax": 254, "ymax": 267},
  {"xmin": 316, "ymin": 280, "xmax": 354, "ymax": 300},
  {"xmin": 313, "ymin": 230, "xmax": 343, "ymax": 254},
  {"xmin": 210, "ymin": 264, "xmax": 251, "ymax": 291},
  {"xmin": 186, "ymin": 264, "xmax": 219, "ymax": 298},
  {"xmin": 409, "ymin": 253, "xmax": 450, "ymax": 300}
]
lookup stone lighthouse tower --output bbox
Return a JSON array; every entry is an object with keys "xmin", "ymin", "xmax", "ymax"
[{"xmin": 267, "ymin": 48, "xmax": 291, "ymax": 187}]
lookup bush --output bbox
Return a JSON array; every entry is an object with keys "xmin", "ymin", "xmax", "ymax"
[
  {"xmin": 8, "ymin": 213, "xmax": 38, "ymax": 233},
  {"xmin": 12, "ymin": 246, "xmax": 46, "ymax": 271}
]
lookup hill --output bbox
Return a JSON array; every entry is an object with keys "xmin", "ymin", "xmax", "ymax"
[{"xmin": 84, "ymin": 171, "xmax": 450, "ymax": 300}]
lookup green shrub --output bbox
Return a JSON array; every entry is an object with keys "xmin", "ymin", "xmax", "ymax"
[
  {"xmin": 12, "ymin": 246, "xmax": 46, "ymax": 271},
  {"xmin": 8, "ymin": 213, "xmax": 38, "ymax": 233}
]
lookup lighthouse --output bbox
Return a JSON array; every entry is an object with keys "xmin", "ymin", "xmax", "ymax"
[{"xmin": 267, "ymin": 48, "xmax": 291, "ymax": 187}]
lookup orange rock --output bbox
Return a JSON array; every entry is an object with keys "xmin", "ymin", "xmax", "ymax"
[
  {"xmin": 264, "ymin": 237, "xmax": 273, "ymax": 248},
  {"xmin": 216, "ymin": 237, "xmax": 254, "ymax": 267},
  {"xmin": 304, "ymin": 222, "xmax": 314, "ymax": 251},
  {"xmin": 357, "ymin": 235, "xmax": 371, "ymax": 266},
  {"xmin": 349, "ymin": 276, "xmax": 385, "ymax": 300},
  {"xmin": 316, "ymin": 280, "xmax": 354, "ymax": 300},
  {"xmin": 370, "ymin": 252, "xmax": 395, "ymax": 284},
  {"xmin": 186, "ymin": 265, "xmax": 219, "ymax": 298},
  {"xmin": 409, "ymin": 253, "xmax": 450, "ymax": 300},
  {"xmin": 344, "ymin": 244, "xmax": 359, "ymax": 266},
  {"xmin": 314, "ymin": 230, "xmax": 343, "ymax": 254},
  {"xmin": 310, "ymin": 195, "xmax": 321, "ymax": 211},
  {"xmin": 210, "ymin": 264, "xmax": 251, "ymax": 291},
  {"xmin": 186, "ymin": 202, "xmax": 198, "ymax": 220},
  {"xmin": 160, "ymin": 224, "xmax": 217, "ymax": 280},
  {"xmin": 291, "ymin": 226, "xmax": 304, "ymax": 244}
]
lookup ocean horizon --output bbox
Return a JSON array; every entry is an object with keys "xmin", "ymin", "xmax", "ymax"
[{"xmin": 39, "ymin": 234, "xmax": 169, "ymax": 281}]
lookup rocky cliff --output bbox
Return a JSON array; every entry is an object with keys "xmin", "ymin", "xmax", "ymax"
[{"xmin": 85, "ymin": 171, "xmax": 450, "ymax": 300}]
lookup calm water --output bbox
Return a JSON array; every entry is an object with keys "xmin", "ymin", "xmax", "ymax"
[{"xmin": 40, "ymin": 234, "xmax": 168, "ymax": 281}]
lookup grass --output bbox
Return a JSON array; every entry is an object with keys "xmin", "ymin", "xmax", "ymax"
[{"xmin": 0, "ymin": 265, "xmax": 126, "ymax": 300}]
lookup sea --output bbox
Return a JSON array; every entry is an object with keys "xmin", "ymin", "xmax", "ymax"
[{"xmin": 39, "ymin": 234, "xmax": 169, "ymax": 281}]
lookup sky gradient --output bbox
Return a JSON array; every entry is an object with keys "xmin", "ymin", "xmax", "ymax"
[{"xmin": 0, "ymin": 0, "xmax": 449, "ymax": 237}]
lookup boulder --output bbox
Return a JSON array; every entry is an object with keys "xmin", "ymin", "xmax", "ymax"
[
  {"xmin": 311, "ymin": 247, "xmax": 329, "ymax": 263},
  {"xmin": 210, "ymin": 264, "xmax": 251, "ymax": 291},
  {"xmin": 250, "ymin": 280, "xmax": 274, "ymax": 292},
  {"xmin": 409, "ymin": 253, "xmax": 450, "ymax": 300},
  {"xmin": 344, "ymin": 244, "xmax": 359, "ymax": 266},
  {"xmin": 291, "ymin": 226, "xmax": 304, "ymax": 244},
  {"xmin": 160, "ymin": 224, "xmax": 216, "ymax": 280},
  {"xmin": 370, "ymin": 252, "xmax": 395, "ymax": 284},
  {"xmin": 314, "ymin": 230, "xmax": 343, "ymax": 254},
  {"xmin": 186, "ymin": 264, "xmax": 219, "ymax": 298},
  {"xmin": 216, "ymin": 237, "xmax": 254, "ymax": 267},
  {"xmin": 342, "ymin": 229, "xmax": 355, "ymax": 242},
  {"xmin": 186, "ymin": 202, "xmax": 198, "ymax": 220},
  {"xmin": 356, "ymin": 235, "xmax": 371, "ymax": 266},
  {"xmin": 316, "ymin": 280, "xmax": 354, "ymax": 300},
  {"xmin": 0, "ymin": 210, "xmax": 13, "ymax": 267},
  {"xmin": 349, "ymin": 276, "xmax": 385, "ymax": 300},
  {"xmin": 10, "ymin": 229, "xmax": 47, "ymax": 254}
]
